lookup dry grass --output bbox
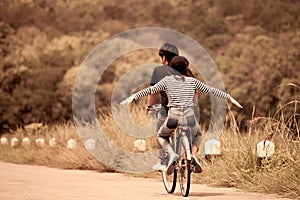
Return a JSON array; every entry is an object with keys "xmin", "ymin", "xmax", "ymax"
[
  {"xmin": 0, "ymin": 123, "xmax": 109, "ymax": 171},
  {"xmin": 98, "ymin": 104, "xmax": 158, "ymax": 152},
  {"xmin": 0, "ymin": 103, "xmax": 299, "ymax": 199},
  {"xmin": 194, "ymin": 108, "xmax": 300, "ymax": 199}
]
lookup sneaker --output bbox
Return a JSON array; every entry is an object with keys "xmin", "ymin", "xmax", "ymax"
[
  {"xmin": 166, "ymin": 154, "xmax": 179, "ymax": 175},
  {"xmin": 191, "ymin": 155, "xmax": 202, "ymax": 173},
  {"xmin": 161, "ymin": 156, "xmax": 169, "ymax": 166},
  {"xmin": 152, "ymin": 161, "xmax": 167, "ymax": 171},
  {"xmin": 168, "ymin": 153, "xmax": 179, "ymax": 166}
]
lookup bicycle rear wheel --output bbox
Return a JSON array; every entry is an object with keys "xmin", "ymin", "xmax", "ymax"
[
  {"xmin": 178, "ymin": 158, "xmax": 191, "ymax": 197},
  {"xmin": 162, "ymin": 169, "xmax": 177, "ymax": 193}
]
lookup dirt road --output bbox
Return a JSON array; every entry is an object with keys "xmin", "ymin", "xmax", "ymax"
[{"xmin": 0, "ymin": 162, "xmax": 291, "ymax": 200}]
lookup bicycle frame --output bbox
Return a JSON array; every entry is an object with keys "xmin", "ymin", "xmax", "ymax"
[{"xmin": 174, "ymin": 126, "xmax": 192, "ymax": 161}]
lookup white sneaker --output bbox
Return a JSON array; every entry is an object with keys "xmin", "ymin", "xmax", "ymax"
[
  {"xmin": 152, "ymin": 162, "xmax": 167, "ymax": 171},
  {"xmin": 167, "ymin": 153, "xmax": 179, "ymax": 166}
]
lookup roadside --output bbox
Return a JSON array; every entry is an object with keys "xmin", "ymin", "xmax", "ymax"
[{"xmin": 0, "ymin": 162, "xmax": 293, "ymax": 200}]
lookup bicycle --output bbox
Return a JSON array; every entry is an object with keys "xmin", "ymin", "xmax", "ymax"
[
  {"xmin": 152, "ymin": 105, "xmax": 196, "ymax": 197},
  {"xmin": 162, "ymin": 125, "xmax": 194, "ymax": 197}
]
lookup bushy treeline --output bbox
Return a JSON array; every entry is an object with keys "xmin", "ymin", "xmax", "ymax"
[{"xmin": 0, "ymin": 0, "xmax": 299, "ymax": 133}]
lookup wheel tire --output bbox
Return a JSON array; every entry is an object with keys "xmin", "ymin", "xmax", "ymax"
[
  {"xmin": 178, "ymin": 159, "xmax": 191, "ymax": 197},
  {"xmin": 162, "ymin": 169, "xmax": 177, "ymax": 193}
]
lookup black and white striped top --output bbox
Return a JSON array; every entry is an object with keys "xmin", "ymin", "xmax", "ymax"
[{"xmin": 133, "ymin": 75, "xmax": 229, "ymax": 108}]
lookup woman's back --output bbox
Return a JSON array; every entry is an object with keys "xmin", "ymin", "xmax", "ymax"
[{"xmin": 160, "ymin": 75, "xmax": 196, "ymax": 108}]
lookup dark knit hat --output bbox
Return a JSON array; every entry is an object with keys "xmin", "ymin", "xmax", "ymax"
[
  {"xmin": 170, "ymin": 56, "xmax": 189, "ymax": 75},
  {"xmin": 158, "ymin": 42, "xmax": 179, "ymax": 63}
]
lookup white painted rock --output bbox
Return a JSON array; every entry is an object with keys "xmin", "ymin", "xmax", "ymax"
[
  {"xmin": 134, "ymin": 139, "xmax": 147, "ymax": 152},
  {"xmin": 84, "ymin": 139, "xmax": 95, "ymax": 150},
  {"xmin": 35, "ymin": 138, "xmax": 45, "ymax": 148},
  {"xmin": 11, "ymin": 137, "xmax": 19, "ymax": 148},
  {"xmin": 0, "ymin": 137, "xmax": 9, "ymax": 146},
  {"xmin": 257, "ymin": 140, "xmax": 275, "ymax": 158},
  {"xmin": 22, "ymin": 137, "xmax": 31, "ymax": 147},
  {"xmin": 49, "ymin": 137, "xmax": 56, "ymax": 148},
  {"xmin": 67, "ymin": 139, "xmax": 76, "ymax": 150},
  {"xmin": 204, "ymin": 138, "xmax": 221, "ymax": 155}
]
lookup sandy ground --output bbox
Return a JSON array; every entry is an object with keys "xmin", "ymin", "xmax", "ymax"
[{"xmin": 0, "ymin": 162, "xmax": 292, "ymax": 200}]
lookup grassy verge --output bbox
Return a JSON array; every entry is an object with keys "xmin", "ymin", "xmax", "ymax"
[
  {"xmin": 0, "ymin": 123, "xmax": 110, "ymax": 171},
  {"xmin": 196, "ymin": 129, "xmax": 299, "ymax": 199},
  {"xmin": 0, "ymin": 106, "xmax": 299, "ymax": 199}
]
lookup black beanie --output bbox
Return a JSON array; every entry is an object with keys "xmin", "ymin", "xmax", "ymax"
[
  {"xmin": 158, "ymin": 42, "xmax": 179, "ymax": 63},
  {"xmin": 170, "ymin": 56, "xmax": 189, "ymax": 75}
]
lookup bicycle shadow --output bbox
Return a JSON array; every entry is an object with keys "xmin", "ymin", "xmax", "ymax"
[{"xmin": 172, "ymin": 191, "xmax": 226, "ymax": 197}]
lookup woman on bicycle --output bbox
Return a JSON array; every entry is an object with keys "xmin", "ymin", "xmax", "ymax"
[{"xmin": 122, "ymin": 56, "xmax": 242, "ymax": 169}]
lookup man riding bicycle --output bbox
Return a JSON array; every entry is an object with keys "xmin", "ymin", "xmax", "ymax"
[{"xmin": 121, "ymin": 56, "xmax": 242, "ymax": 170}]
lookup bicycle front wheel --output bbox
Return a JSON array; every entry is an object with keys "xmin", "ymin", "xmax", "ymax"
[
  {"xmin": 178, "ymin": 158, "xmax": 191, "ymax": 197},
  {"xmin": 162, "ymin": 168, "xmax": 177, "ymax": 193}
]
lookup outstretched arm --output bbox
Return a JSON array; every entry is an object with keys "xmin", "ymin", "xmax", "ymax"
[
  {"xmin": 227, "ymin": 95, "xmax": 243, "ymax": 108},
  {"xmin": 120, "ymin": 95, "xmax": 135, "ymax": 105},
  {"xmin": 194, "ymin": 79, "xmax": 242, "ymax": 109},
  {"xmin": 120, "ymin": 78, "xmax": 167, "ymax": 105},
  {"xmin": 120, "ymin": 87, "xmax": 152, "ymax": 105},
  {"xmin": 147, "ymin": 94, "xmax": 156, "ymax": 107},
  {"xmin": 194, "ymin": 79, "xmax": 229, "ymax": 99}
]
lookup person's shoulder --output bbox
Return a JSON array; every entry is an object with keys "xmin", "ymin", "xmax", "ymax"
[
  {"xmin": 150, "ymin": 65, "xmax": 169, "ymax": 85},
  {"xmin": 160, "ymin": 75, "xmax": 173, "ymax": 81},
  {"xmin": 186, "ymin": 76, "xmax": 195, "ymax": 80},
  {"xmin": 152, "ymin": 65, "xmax": 169, "ymax": 76},
  {"xmin": 164, "ymin": 74, "xmax": 173, "ymax": 78},
  {"xmin": 186, "ymin": 76, "xmax": 198, "ymax": 83},
  {"xmin": 154, "ymin": 65, "xmax": 167, "ymax": 71}
]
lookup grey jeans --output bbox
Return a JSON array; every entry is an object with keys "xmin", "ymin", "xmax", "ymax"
[{"xmin": 157, "ymin": 107, "xmax": 202, "ymax": 149}]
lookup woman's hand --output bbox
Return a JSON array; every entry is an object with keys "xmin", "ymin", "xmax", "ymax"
[
  {"xmin": 227, "ymin": 96, "xmax": 243, "ymax": 109},
  {"xmin": 120, "ymin": 95, "xmax": 135, "ymax": 105}
]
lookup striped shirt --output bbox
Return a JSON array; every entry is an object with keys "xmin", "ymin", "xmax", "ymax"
[{"xmin": 133, "ymin": 75, "xmax": 229, "ymax": 108}]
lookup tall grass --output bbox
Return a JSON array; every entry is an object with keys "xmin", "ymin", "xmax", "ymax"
[
  {"xmin": 0, "ymin": 103, "xmax": 299, "ymax": 199},
  {"xmin": 196, "ymin": 105, "xmax": 299, "ymax": 199},
  {"xmin": 98, "ymin": 104, "xmax": 158, "ymax": 152},
  {"xmin": 0, "ymin": 122, "xmax": 109, "ymax": 171}
]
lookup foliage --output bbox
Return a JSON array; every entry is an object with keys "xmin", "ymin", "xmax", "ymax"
[
  {"xmin": 0, "ymin": 0, "xmax": 299, "ymax": 133},
  {"xmin": 216, "ymin": 27, "xmax": 300, "ymax": 130}
]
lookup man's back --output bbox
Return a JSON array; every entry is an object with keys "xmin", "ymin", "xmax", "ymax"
[{"xmin": 150, "ymin": 65, "xmax": 169, "ymax": 110}]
